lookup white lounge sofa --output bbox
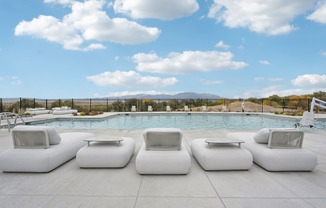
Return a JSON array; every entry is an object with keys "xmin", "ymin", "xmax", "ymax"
[
  {"xmin": 227, "ymin": 128, "xmax": 318, "ymax": 171},
  {"xmin": 52, "ymin": 106, "xmax": 78, "ymax": 115},
  {"xmin": 25, "ymin": 108, "xmax": 51, "ymax": 115},
  {"xmin": 0, "ymin": 126, "xmax": 93, "ymax": 172},
  {"xmin": 136, "ymin": 128, "xmax": 191, "ymax": 174}
]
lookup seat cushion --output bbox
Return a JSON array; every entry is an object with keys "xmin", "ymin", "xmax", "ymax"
[
  {"xmin": 76, "ymin": 137, "xmax": 135, "ymax": 168},
  {"xmin": 136, "ymin": 143, "xmax": 191, "ymax": 174},
  {"xmin": 191, "ymin": 139, "xmax": 253, "ymax": 170}
]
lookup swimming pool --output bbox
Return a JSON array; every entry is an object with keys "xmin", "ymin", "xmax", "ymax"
[{"xmin": 27, "ymin": 113, "xmax": 326, "ymax": 130}]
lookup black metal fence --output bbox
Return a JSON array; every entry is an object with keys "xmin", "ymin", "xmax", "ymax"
[{"xmin": 1, "ymin": 97, "xmax": 325, "ymax": 114}]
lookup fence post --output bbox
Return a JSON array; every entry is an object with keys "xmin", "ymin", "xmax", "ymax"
[
  {"xmin": 261, "ymin": 99, "xmax": 264, "ymax": 112},
  {"xmin": 46, "ymin": 99, "xmax": 48, "ymax": 109},
  {"xmin": 89, "ymin": 98, "xmax": 92, "ymax": 112},
  {"xmin": 308, "ymin": 98, "xmax": 311, "ymax": 112},
  {"xmin": 282, "ymin": 99, "xmax": 285, "ymax": 112},
  {"xmin": 59, "ymin": 99, "xmax": 61, "ymax": 107},
  {"xmin": 19, "ymin": 97, "xmax": 22, "ymax": 112},
  {"xmin": 0, "ymin": 98, "xmax": 2, "ymax": 112},
  {"xmin": 71, "ymin": 99, "xmax": 74, "ymax": 109},
  {"xmin": 106, "ymin": 98, "xmax": 109, "ymax": 112}
]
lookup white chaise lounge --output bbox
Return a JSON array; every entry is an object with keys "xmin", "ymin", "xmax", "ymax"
[
  {"xmin": 0, "ymin": 126, "xmax": 93, "ymax": 172},
  {"xmin": 227, "ymin": 128, "xmax": 318, "ymax": 171},
  {"xmin": 52, "ymin": 106, "xmax": 78, "ymax": 115},
  {"xmin": 136, "ymin": 128, "xmax": 191, "ymax": 174}
]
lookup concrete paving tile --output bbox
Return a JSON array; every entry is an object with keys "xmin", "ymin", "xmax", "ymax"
[
  {"xmin": 309, "ymin": 147, "xmax": 326, "ymax": 164},
  {"xmin": 135, "ymin": 197, "xmax": 225, "ymax": 208},
  {"xmin": 0, "ymin": 161, "xmax": 82, "ymax": 195},
  {"xmin": 0, "ymin": 195, "xmax": 53, "ymax": 208},
  {"xmin": 305, "ymin": 199, "xmax": 326, "ymax": 208},
  {"xmin": 59, "ymin": 163, "xmax": 142, "ymax": 196},
  {"xmin": 267, "ymin": 170, "xmax": 326, "ymax": 198},
  {"xmin": 138, "ymin": 163, "xmax": 217, "ymax": 198},
  {"xmin": 46, "ymin": 196, "xmax": 136, "ymax": 208},
  {"xmin": 222, "ymin": 198, "xmax": 314, "ymax": 208},
  {"xmin": 206, "ymin": 166, "xmax": 298, "ymax": 198}
]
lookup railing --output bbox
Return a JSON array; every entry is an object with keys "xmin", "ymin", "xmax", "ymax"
[{"xmin": 0, "ymin": 97, "xmax": 325, "ymax": 114}]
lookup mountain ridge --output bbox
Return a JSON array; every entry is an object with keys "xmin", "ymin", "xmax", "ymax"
[{"xmin": 107, "ymin": 92, "xmax": 221, "ymax": 100}]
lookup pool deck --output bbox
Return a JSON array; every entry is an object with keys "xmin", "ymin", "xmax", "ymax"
[{"xmin": 0, "ymin": 113, "xmax": 326, "ymax": 208}]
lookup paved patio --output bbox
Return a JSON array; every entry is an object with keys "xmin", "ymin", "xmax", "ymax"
[{"xmin": 0, "ymin": 116, "xmax": 326, "ymax": 207}]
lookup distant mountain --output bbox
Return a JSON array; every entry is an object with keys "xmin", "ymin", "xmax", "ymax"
[{"xmin": 108, "ymin": 92, "xmax": 221, "ymax": 100}]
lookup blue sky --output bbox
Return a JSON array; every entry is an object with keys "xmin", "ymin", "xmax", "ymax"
[{"xmin": 0, "ymin": 0, "xmax": 325, "ymax": 99}]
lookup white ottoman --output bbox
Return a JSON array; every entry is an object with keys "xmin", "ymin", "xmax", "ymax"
[
  {"xmin": 76, "ymin": 137, "xmax": 135, "ymax": 168},
  {"xmin": 191, "ymin": 138, "xmax": 253, "ymax": 170}
]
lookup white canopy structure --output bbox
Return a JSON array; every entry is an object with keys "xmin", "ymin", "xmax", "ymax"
[{"xmin": 296, "ymin": 97, "xmax": 326, "ymax": 128}]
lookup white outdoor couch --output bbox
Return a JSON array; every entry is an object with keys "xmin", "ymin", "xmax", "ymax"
[
  {"xmin": 136, "ymin": 128, "xmax": 191, "ymax": 174},
  {"xmin": 0, "ymin": 126, "xmax": 93, "ymax": 172},
  {"xmin": 227, "ymin": 128, "xmax": 318, "ymax": 171},
  {"xmin": 52, "ymin": 106, "xmax": 78, "ymax": 115},
  {"xmin": 25, "ymin": 108, "xmax": 51, "ymax": 115}
]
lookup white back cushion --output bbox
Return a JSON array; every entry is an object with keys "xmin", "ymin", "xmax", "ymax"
[{"xmin": 13, "ymin": 126, "xmax": 61, "ymax": 145}]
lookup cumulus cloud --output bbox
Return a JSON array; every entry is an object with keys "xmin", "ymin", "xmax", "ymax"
[
  {"xmin": 254, "ymin": 77, "xmax": 283, "ymax": 82},
  {"xmin": 15, "ymin": 0, "xmax": 160, "ymax": 51},
  {"xmin": 260, "ymin": 60, "xmax": 270, "ymax": 65},
  {"xmin": 208, "ymin": 0, "xmax": 313, "ymax": 35},
  {"xmin": 215, "ymin": 41, "xmax": 230, "ymax": 50},
  {"xmin": 87, "ymin": 70, "xmax": 177, "ymax": 87},
  {"xmin": 11, "ymin": 76, "xmax": 22, "ymax": 85},
  {"xmin": 44, "ymin": 0, "xmax": 74, "ymax": 5},
  {"xmin": 307, "ymin": 2, "xmax": 326, "ymax": 24},
  {"xmin": 96, "ymin": 90, "xmax": 179, "ymax": 98},
  {"xmin": 291, "ymin": 74, "xmax": 326, "ymax": 87},
  {"xmin": 113, "ymin": 0, "xmax": 199, "ymax": 20},
  {"xmin": 201, "ymin": 79, "xmax": 224, "ymax": 85},
  {"xmin": 132, "ymin": 51, "xmax": 247, "ymax": 74}
]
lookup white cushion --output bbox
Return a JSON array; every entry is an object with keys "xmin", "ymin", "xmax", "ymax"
[
  {"xmin": 13, "ymin": 126, "xmax": 61, "ymax": 145},
  {"xmin": 76, "ymin": 137, "xmax": 135, "ymax": 168},
  {"xmin": 136, "ymin": 143, "xmax": 191, "ymax": 174},
  {"xmin": 253, "ymin": 128, "xmax": 270, "ymax": 144},
  {"xmin": 191, "ymin": 139, "xmax": 253, "ymax": 170}
]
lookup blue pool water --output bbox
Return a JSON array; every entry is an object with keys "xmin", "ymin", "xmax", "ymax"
[{"xmin": 28, "ymin": 113, "xmax": 326, "ymax": 130}]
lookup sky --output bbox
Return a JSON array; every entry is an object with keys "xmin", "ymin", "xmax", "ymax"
[{"xmin": 0, "ymin": 0, "xmax": 326, "ymax": 99}]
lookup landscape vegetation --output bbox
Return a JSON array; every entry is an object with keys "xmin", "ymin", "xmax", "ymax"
[{"xmin": 1, "ymin": 91, "xmax": 325, "ymax": 116}]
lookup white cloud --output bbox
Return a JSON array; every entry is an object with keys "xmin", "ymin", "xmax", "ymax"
[
  {"xmin": 133, "ymin": 51, "xmax": 247, "ymax": 74},
  {"xmin": 215, "ymin": 41, "xmax": 230, "ymax": 50},
  {"xmin": 208, "ymin": 0, "xmax": 313, "ymax": 35},
  {"xmin": 259, "ymin": 60, "xmax": 270, "ymax": 65},
  {"xmin": 238, "ymin": 85, "xmax": 313, "ymax": 98},
  {"xmin": 307, "ymin": 2, "xmax": 326, "ymax": 24},
  {"xmin": 254, "ymin": 77, "xmax": 264, "ymax": 81},
  {"xmin": 11, "ymin": 76, "xmax": 22, "ymax": 85},
  {"xmin": 254, "ymin": 77, "xmax": 282, "ymax": 82},
  {"xmin": 44, "ymin": 0, "xmax": 73, "ymax": 5},
  {"xmin": 15, "ymin": 0, "xmax": 160, "ymax": 51},
  {"xmin": 99, "ymin": 90, "xmax": 179, "ymax": 98},
  {"xmin": 201, "ymin": 79, "xmax": 224, "ymax": 85},
  {"xmin": 87, "ymin": 70, "xmax": 177, "ymax": 87},
  {"xmin": 291, "ymin": 74, "xmax": 326, "ymax": 87},
  {"xmin": 322, "ymin": 51, "xmax": 326, "ymax": 57},
  {"xmin": 113, "ymin": 0, "xmax": 199, "ymax": 20}
]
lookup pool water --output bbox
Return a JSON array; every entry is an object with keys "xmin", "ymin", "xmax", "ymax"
[{"xmin": 28, "ymin": 113, "xmax": 326, "ymax": 130}]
